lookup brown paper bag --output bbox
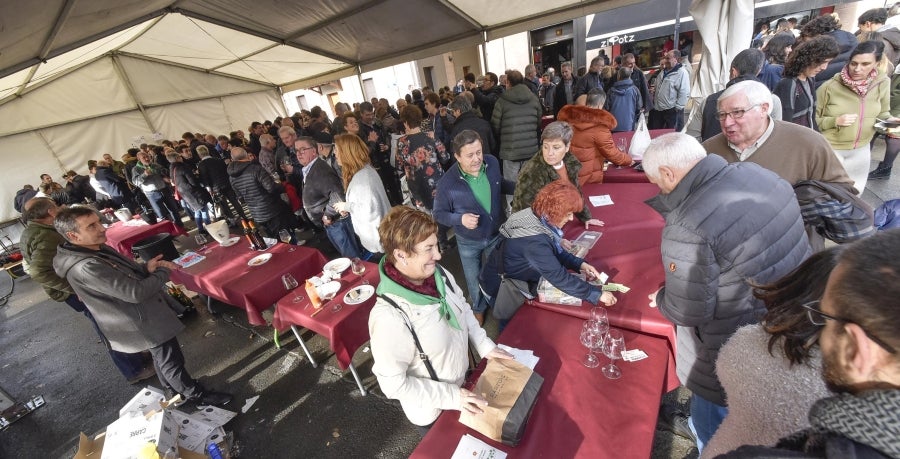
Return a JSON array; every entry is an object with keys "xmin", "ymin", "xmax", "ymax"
[{"xmin": 458, "ymin": 358, "xmax": 543, "ymax": 446}]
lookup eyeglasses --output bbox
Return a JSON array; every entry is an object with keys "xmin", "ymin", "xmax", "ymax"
[
  {"xmin": 716, "ymin": 104, "xmax": 760, "ymax": 121},
  {"xmin": 802, "ymin": 300, "xmax": 896, "ymax": 354},
  {"xmin": 299, "ymin": 146, "xmax": 316, "ymax": 152}
]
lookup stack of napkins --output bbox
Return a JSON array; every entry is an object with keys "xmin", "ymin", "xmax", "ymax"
[
  {"xmin": 497, "ymin": 344, "xmax": 539, "ymax": 370},
  {"xmin": 450, "ymin": 434, "xmax": 507, "ymax": 459}
]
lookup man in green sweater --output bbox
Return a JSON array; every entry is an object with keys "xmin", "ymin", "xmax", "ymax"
[{"xmin": 20, "ymin": 198, "xmax": 153, "ymax": 384}]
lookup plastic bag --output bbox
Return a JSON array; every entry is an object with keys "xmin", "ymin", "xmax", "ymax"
[{"xmin": 629, "ymin": 111, "xmax": 651, "ymax": 160}]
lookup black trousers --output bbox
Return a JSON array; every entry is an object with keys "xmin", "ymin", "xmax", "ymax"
[
  {"xmin": 148, "ymin": 337, "xmax": 204, "ymax": 399},
  {"xmin": 213, "ymin": 187, "xmax": 247, "ymax": 220},
  {"xmin": 649, "ymin": 107, "xmax": 684, "ymax": 131}
]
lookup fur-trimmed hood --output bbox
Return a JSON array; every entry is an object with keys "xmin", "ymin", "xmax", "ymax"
[{"xmin": 557, "ymin": 104, "xmax": 617, "ymax": 130}]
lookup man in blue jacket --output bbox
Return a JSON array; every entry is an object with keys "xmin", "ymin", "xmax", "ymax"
[{"xmin": 434, "ymin": 130, "xmax": 515, "ymax": 324}]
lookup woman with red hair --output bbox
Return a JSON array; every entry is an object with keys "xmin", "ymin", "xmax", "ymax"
[{"xmin": 480, "ymin": 181, "xmax": 616, "ymax": 324}]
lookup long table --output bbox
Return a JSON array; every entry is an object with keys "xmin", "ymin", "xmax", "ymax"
[
  {"xmin": 271, "ymin": 260, "xmax": 380, "ymax": 395},
  {"xmin": 104, "ymin": 219, "xmax": 187, "ymax": 257},
  {"xmin": 412, "ymin": 306, "xmax": 673, "ymax": 458},
  {"xmin": 604, "ymin": 128, "xmax": 675, "ymax": 184},
  {"xmin": 170, "ymin": 238, "xmax": 327, "ymax": 325}
]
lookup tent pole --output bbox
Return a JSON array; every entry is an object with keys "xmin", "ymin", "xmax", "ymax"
[
  {"xmin": 111, "ymin": 54, "xmax": 157, "ymax": 133},
  {"xmin": 357, "ymin": 65, "xmax": 366, "ymax": 102},
  {"xmin": 674, "ymin": 0, "xmax": 681, "ymax": 47},
  {"xmin": 35, "ymin": 130, "xmax": 68, "ymax": 174}
]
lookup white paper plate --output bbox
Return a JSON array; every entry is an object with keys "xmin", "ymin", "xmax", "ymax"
[
  {"xmin": 343, "ymin": 285, "xmax": 375, "ymax": 305},
  {"xmin": 247, "ymin": 253, "xmax": 272, "ymax": 267},
  {"xmin": 220, "ymin": 236, "xmax": 240, "ymax": 247},
  {"xmin": 323, "ymin": 257, "xmax": 351, "ymax": 274},
  {"xmin": 317, "ymin": 280, "xmax": 342, "ymax": 300}
]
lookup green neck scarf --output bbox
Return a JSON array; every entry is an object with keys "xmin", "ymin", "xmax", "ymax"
[{"xmin": 376, "ymin": 257, "xmax": 461, "ymax": 330}]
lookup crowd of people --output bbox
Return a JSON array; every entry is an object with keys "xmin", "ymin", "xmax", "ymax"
[{"xmin": 12, "ymin": 7, "xmax": 900, "ymax": 457}]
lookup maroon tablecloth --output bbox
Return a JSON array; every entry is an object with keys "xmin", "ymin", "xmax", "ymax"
[
  {"xmin": 529, "ymin": 182, "xmax": 679, "ymax": 392},
  {"xmin": 170, "ymin": 239, "xmax": 327, "ymax": 325},
  {"xmin": 411, "ymin": 306, "xmax": 671, "ymax": 458},
  {"xmin": 272, "ymin": 260, "xmax": 379, "ymax": 370},
  {"xmin": 603, "ymin": 164, "xmax": 649, "ymax": 183},
  {"xmin": 104, "ymin": 219, "xmax": 187, "ymax": 257}
]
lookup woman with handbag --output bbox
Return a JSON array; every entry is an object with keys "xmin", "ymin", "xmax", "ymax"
[
  {"xmin": 368, "ymin": 206, "xmax": 512, "ymax": 432},
  {"xmin": 166, "ymin": 151, "xmax": 211, "ymax": 234},
  {"xmin": 330, "ymin": 134, "xmax": 391, "ymax": 256},
  {"xmin": 481, "ymin": 181, "xmax": 616, "ymax": 327}
]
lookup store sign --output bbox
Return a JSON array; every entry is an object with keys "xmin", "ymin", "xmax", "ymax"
[{"xmin": 598, "ymin": 34, "xmax": 635, "ymax": 48}]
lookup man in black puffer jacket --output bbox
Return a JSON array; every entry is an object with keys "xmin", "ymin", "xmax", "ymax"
[
  {"xmin": 227, "ymin": 147, "xmax": 295, "ymax": 238},
  {"xmin": 643, "ymin": 133, "xmax": 810, "ymax": 454}
]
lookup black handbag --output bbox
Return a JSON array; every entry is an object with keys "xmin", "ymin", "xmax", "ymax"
[{"xmin": 488, "ymin": 238, "xmax": 535, "ymax": 320}]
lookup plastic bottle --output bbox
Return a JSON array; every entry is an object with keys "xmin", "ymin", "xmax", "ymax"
[{"xmin": 207, "ymin": 442, "xmax": 224, "ymax": 459}]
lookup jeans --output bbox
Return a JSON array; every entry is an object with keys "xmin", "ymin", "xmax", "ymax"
[
  {"xmin": 189, "ymin": 205, "xmax": 210, "ymax": 232},
  {"xmin": 687, "ymin": 393, "xmax": 729, "ymax": 454},
  {"xmin": 456, "ymin": 234, "xmax": 498, "ymax": 313},
  {"xmin": 325, "ymin": 216, "xmax": 365, "ymax": 258},
  {"xmin": 145, "ymin": 188, "xmax": 182, "ymax": 225},
  {"xmin": 649, "ymin": 107, "xmax": 684, "ymax": 131},
  {"xmin": 65, "ymin": 295, "xmax": 146, "ymax": 380}
]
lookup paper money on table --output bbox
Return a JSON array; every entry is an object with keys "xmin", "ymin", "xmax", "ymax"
[{"xmin": 602, "ymin": 282, "xmax": 631, "ymax": 293}]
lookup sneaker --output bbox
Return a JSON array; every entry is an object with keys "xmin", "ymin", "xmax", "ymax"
[
  {"xmin": 193, "ymin": 391, "xmax": 232, "ymax": 407},
  {"xmin": 126, "ymin": 366, "xmax": 157, "ymax": 385},
  {"xmin": 868, "ymin": 166, "xmax": 892, "ymax": 180}
]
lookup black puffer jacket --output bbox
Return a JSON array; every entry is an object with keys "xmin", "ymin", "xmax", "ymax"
[
  {"xmin": 227, "ymin": 160, "xmax": 285, "ymax": 223},
  {"xmin": 646, "ymin": 155, "xmax": 810, "ymax": 406},
  {"xmin": 450, "ymin": 110, "xmax": 497, "ymax": 157},
  {"xmin": 491, "ymin": 84, "xmax": 543, "ymax": 162}
]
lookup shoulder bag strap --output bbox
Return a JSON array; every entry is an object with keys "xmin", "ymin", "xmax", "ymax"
[{"xmin": 377, "ymin": 294, "xmax": 439, "ymax": 381}]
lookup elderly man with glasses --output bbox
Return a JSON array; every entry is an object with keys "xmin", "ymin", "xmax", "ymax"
[{"xmin": 720, "ymin": 229, "xmax": 900, "ymax": 458}]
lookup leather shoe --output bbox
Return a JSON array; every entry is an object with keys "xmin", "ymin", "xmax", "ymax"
[
  {"xmin": 193, "ymin": 391, "xmax": 232, "ymax": 407},
  {"xmin": 659, "ymin": 403, "xmax": 697, "ymax": 443}
]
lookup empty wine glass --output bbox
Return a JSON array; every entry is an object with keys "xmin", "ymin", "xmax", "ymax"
[
  {"xmin": 323, "ymin": 290, "xmax": 341, "ymax": 313},
  {"xmin": 195, "ymin": 233, "xmax": 208, "ymax": 247},
  {"xmin": 616, "ymin": 137, "xmax": 628, "ymax": 153},
  {"xmin": 602, "ymin": 329, "xmax": 626, "ymax": 379},
  {"xmin": 580, "ymin": 322, "xmax": 601, "ymax": 368},
  {"xmin": 278, "ymin": 229, "xmax": 295, "ymax": 252},
  {"xmin": 282, "ymin": 274, "xmax": 304, "ymax": 303}
]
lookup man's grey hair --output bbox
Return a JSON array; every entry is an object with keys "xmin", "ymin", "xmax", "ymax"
[
  {"xmin": 231, "ymin": 147, "xmax": 249, "ymax": 160},
  {"xmin": 278, "ymin": 125, "xmax": 296, "ymax": 137},
  {"xmin": 590, "ymin": 56, "xmax": 602, "ymax": 67},
  {"xmin": 197, "ymin": 145, "xmax": 210, "ymax": 158},
  {"xmin": 586, "ymin": 88, "xmax": 606, "ymax": 108},
  {"xmin": 260, "ymin": 133, "xmax": 274, "ymax": 145},
  {"xmin": 718, "ymin": 80, "xmax": 773, "ymax": 115},
  {"xmin": 541, "ymin": 121, "xmax": 574, "ymax": 146},
  {"xmin": 561, "ymin": 61, "xmax": 572, "ymax": 70},
  {"xmin": 731, "ymin": 49, "xmax": 766, "ymax": 77},
  {"xmin": 642, "ymin": 133, "xmax": 707, "ymax": 180},
  {"xmin": 295, "ymin": 136, "xmax": 317, "ymax": 149},
  {"xmin": 524, "ymin": 64, "xmax": 536, "ymax": 77},
  {"xmin": 53, "ymin": 205, "xmax": 98, "ymax": 241},
  {"xmin": 449, "ymin": 96, "xmax": 472, "ymax": 114}
]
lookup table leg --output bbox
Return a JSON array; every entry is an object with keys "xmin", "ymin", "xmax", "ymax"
[
  {"xmin": 290, "ymin": 325, "xmax": 318, "ymax": 368},
  {"xmin": 348, "ymin": 363, "xmax": 367, "ymax": 396}
]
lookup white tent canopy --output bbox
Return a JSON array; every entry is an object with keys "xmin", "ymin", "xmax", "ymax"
[{"xmin": 0, "ymin": 0, "xmax": 642, "ymax": 221}]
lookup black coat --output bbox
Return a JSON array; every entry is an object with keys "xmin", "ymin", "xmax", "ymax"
[
  {"xmin": 227, "ymin": 160, "xmax": 285, "ymax": 223},
  {"xmin": 816, "ymin": 30, "xmax": 857, "ymax": 89},
  {"xmin": 629, "ymin": 68, "xmax": 651, "ymax": 111},
  {"xmin": 94, "ymin": 167, "xmax": 133, "ymax": 203},
  {"xmin": 472, "ymin": 85, "xmax": 504, "ymax": 124},
  {"xmin": 553, "ymin": 77, "xmax": 579, "ymax": 117},
  {"xmin": 289, "ymin": 158, "xmax": 345, "ymax": 228},
  {"xmin": 450, "ymin": 111, "xmax": 497, "ymax": 157},
  {"xmin": 170, "ymin": 162, "xmax": 210, "ymax": 212},
  {"xmin": 14, "ymin": 188, "xmax": 37, "ymax": 213},
  {"xmin": 197, "ymin": 156, "xmax": 231, "ymax": 192}
]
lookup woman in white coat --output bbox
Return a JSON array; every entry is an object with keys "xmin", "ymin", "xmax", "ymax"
[
  {"xmin": 332, "ymin": 134, "xmax": 391, "ymax": 256},
  {"xmin": 368, "ymin": 206, "xmax": 513, "ymax": 432}
]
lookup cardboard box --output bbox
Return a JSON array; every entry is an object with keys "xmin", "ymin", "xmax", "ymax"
[
  {"xmin": 119, "ymin": 387, "xmax": 166, "ymax": 418},
  {"xmin": 170, "ymin": 410, "xmax": 217, "ymax": 453},
  {"xmin": 74, "ymin": 432, "xmax": 207, "ymax": 459},
  {"xmin": 101, "ymin": 410, "xmax": 178, "ymax": 459}
]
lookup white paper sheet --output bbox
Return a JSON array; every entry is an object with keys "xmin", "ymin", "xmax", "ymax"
[
  {"xmin": 497, "ymin": 344, "xmax": 540, "ymax": 370},
  {"xmin": 589, "ymin": 195, "xmax": 614, "ymax": 206},
  {"xmin": 450, "ymin": 434, "xmax": 508, "ymax": 459}
]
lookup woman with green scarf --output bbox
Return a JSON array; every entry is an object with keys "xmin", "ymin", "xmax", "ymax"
[{"xmin": 368, "ymin": 206, "xmax": 513, "ymax": 432}]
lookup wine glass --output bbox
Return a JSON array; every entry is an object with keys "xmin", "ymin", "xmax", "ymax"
[
  {"xmin": 278, "ymin": 229, "xmax": 295, "ymax": 252},
  {"xmin": 601, "ymin": 329, "xmax": 626, "ymax": 380},
  {"xmin": 580, "ymin": 322, "xmax": 600, "ymax": 368},
  {"xmin": 616, "ymin": 137, "xmax": 628, "ymax": 153},
  {"xmin": 282, "ymin": 274, "xmax": 304, "ymax": 303},
  {"xmin": 194, "ymin": 234, "xmax": 208, "ymax": 251},
  {"xmin": 351, "ymin": 258, "xmax": 366, "ymax": 284},
  {"xmin": 323, "ymin": 290, "xmax": 341, "ymax": 313}
]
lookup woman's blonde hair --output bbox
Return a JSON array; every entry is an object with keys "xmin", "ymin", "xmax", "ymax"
[{"xmin": 334, "ymin": 134, "xmax": 371, "ymax": 190}]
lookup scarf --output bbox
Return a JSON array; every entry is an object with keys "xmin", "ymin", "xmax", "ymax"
[
  {"xmin": 840, "ymin": 66, "xmax": 877, "ymax": 97},
  {"xmin": 376, "ymin": 257, "xmax": 460, "ymax": 330},
  {"xmin": 777, "ymin": 389, "xmax": 900, "ymax": 457}
]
